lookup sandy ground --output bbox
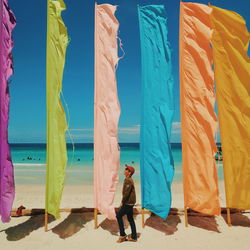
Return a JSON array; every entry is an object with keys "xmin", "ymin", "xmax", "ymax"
[{"xmin": 1, "ymin": 181, "xmax": 250, "ymax": 250}]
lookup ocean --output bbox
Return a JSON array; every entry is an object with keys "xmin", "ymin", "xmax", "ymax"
[{"xmin": 11, "ymin": 143, "xmax": 224, "ymax": 185}]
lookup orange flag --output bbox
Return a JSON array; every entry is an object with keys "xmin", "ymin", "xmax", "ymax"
[
  {"xmin": 179, "ymin": 2, "xmax": 220, "ymax": 215},
  {"xmin": 211, "ymin": 6, "xmax": 250, "ymax": 209}
]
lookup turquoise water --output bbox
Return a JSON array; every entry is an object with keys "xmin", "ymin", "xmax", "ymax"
[{"xmin": 11, "ymin": 143, "xmax": 224, "ymax": 185}]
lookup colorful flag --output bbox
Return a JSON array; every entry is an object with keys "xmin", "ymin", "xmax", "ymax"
[
  {"xmin": 179, "ymin": 2, "xmax": 220, "ymax": 215},
  {"xmin": 0, "ymin": 0, "xmax": 16, "ymax": 223},
  {"xmin": 94, "ymin": 3, "xmax": 121, "ymax": 220},
  {"xmin": 211, "ymin": 5, "xmax": 250, "ymax": 209},
  {"xmin": 138, "ymin": 5, "xmax": 175, "ymax": 219},
  {"xmin": 46, "ymin": 0, "xmax": 68, "ymax": 219}
]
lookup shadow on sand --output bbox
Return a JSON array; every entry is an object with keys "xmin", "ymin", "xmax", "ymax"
[
  {"xmin": 52, "ymin": 212, "xmax": 94, "ymax": 239},
  {"xmin": 222, "ymin": 213, "xmax": 250, "ymax": 227},
  {"xmin": 4, "ymin": 214, "xmax": 55, "ymax": 241},
  {"xmin": 188, "ymin": 215, "xmax": 220, "ymax": 232},
  {"xmin": 145, "ymin": 213, "xmax": 181, "ymax": 235},
  {"xmin": 99, "ymin": 214, "xmax": 139, "ymax": 237}
]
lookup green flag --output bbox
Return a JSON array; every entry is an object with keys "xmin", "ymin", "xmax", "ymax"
[{"xmin": 46, "ymin": 0, "xmax": 68, "ymax": 219}]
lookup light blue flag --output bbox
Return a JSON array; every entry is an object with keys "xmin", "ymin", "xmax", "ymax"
[{"xmin": 138, "ymin": 5, "xmax": 175, "ymax": 219}]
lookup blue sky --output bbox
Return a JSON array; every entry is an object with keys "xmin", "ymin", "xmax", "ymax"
[{"xmin": 8, "ymin": 0, "xmax": 249, "ymax": 143}]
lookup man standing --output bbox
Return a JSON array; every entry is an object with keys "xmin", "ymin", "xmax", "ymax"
[{"xmin": 116, "ymin": 164, "xmax": 137, "ymax": 243}]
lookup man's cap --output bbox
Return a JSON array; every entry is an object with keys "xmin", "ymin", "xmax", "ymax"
[{"xmin": 125, "ymin": 164, "xmax": 135, "ymax": 176}]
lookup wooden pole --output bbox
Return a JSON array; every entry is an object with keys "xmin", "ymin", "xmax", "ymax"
[
  {"xmin": 184, "ymin": 207, "xmax": 188, "ymax": 227},
  {"xmin": 11, "ymin": 207, "xmax": 245, "ymax": 217},
  {"xmin": 142, "ymin": 208, "xmax": 145, "ymax": 228},
  {"xmin": 45, "ymin": 210, "xmax": 48, "ymax": 232},
  {"xmin": 94, "ymin": 208, "xmax": 98, "ymax": 229},
  {"xmin": 227, "ymin": 207, "xmax": 232, "ymax": 226}
]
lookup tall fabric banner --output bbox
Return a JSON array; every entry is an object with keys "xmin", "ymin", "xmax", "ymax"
[
  {"xmin": 179, "ymin": 2, "xmax": 220, "ymax": 215},
  {"xmin": 0, "ymin": 0, "xmax": 16, "ymax": 223},
  {"xmin": 211, "ymin": 6, "xmax": 250, "ymax": 209},
  {"xmin": 46, "ymin": 0, "xmax": 68, "ymax": 219},
  {"xmin": 94, "ymin": 3, "xmax": 121, "ymax": 220},
  {"xmin": 138, "ymin": 5, "xmax": 174, "ymax": 219}
]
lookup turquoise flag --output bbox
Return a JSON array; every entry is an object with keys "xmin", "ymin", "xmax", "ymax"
[{"xmin": 138, "ymin": 5, "xmax": 174, "ymax": 219}]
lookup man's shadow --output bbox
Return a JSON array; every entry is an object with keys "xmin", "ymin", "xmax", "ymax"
[
  {"xmin": 145, "ymin": 213, "xmax": 181, "ymax": 235},
  {"xmin": 4, "ymin": 214, "xmax": 55, "ymax": 241},
  {"xmin": 99, "ymin": 214, "xmax": 140, "ymax": 238},
  {"xmin": 52, "ymin": 212, "xmax": 94, "ymax": 239}
]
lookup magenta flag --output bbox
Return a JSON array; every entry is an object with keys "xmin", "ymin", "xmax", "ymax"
[
  {"xmin": 0, "ymin": 0, "xmax": 16, "ymax": 223},
  {"xmin": 94, "ymin": 3, "xmax": 121, "ymax": 220}
]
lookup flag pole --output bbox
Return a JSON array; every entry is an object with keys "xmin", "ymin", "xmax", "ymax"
[
  {"xmin": 93, "ymin": 2, "xmax": 98, "ymax": 231},
  {"xmin": 179, "ymin": 0, "xmax": 188, "ymax": 229},
  {"xmin": 227, "ymin": 208, "xmax": 232, "ymax": 226},
  {"xmin": 184, "ymin": 206, "xmax": 188, "ymax": 227},
  {"xmin": 45, "ymin": 210, "xmax": 48, "ymax": 232},
  {"xmin": 45, "ymin": 0, "xmax": 49, "ymax": 233},
  {"xmin": 142, "ymin": 208, "xmax": 145, "ymax": 228},
  {"xmin": 94, "ymin": 208, "xmax": 98, "ymax": 229}
]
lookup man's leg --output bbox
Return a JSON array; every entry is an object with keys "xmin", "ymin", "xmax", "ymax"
[
  {"xmin": 126, "ymin": 205, "xmax": 137, "ymax": 240},
  {"xmin": 116, "ymin": 205, "xmax": 127, "ymax": 237}
]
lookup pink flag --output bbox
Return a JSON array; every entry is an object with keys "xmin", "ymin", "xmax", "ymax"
[
  {"xmin": 0, "ymin": 0, "xmax": 16, "ymax": 223},
  {"xmin": 94, "ymin": 3, "xmax": 121, "ymax": 220}
]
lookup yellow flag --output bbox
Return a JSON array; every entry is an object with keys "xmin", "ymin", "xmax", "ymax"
[
  {"xmin": 211, "ymin": 6, "xmax": 250, "ymax": 209},
  {"xmin": 46, "ymin": 0, "xmax": 68, "ymax": 219}
]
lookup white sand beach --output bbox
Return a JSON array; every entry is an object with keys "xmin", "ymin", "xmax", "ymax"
[{"xmin": 1, "ymin": 181, "xmax": 250, "ymax": 250}]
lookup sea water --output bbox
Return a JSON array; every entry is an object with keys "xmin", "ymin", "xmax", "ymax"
[{"xmin": 11, "ymin": 143, "xmax": 224, "ymax": 185}]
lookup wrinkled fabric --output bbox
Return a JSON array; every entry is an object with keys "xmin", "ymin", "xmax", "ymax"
[
  {"xmin": 138, "ymin": 5, "xmax": 175, "ymax": 219},
  {"xmin": 211, "ymin": 6, "xmax": 250, "ymax": 209},
  {"xmin": 0, "ymin": 0, "xmax": 16, "ymax": 223},
  {"xmin": 179, "ymin": 2, "xmax": 220, "ymax": 215},
  {"xmin": 46, "ymin": 0, "xmax": 68, "ymax": 219},
  {"xmin": 94, "ymin": 3, "xmax": 121, "ymax": 220}
]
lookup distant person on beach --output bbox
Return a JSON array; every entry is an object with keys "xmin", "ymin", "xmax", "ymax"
[{"xmin": 116, "ymin": 164, "xmax": 137, "ymax": 243}]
